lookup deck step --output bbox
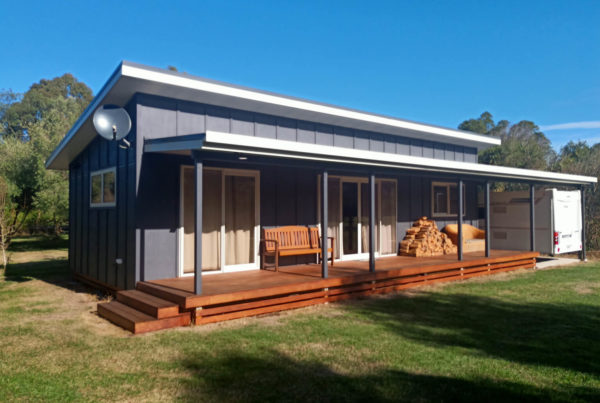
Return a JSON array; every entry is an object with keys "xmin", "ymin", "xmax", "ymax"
[
  {"xmin": 116, "ymin": 290, "xmax": 180, "ymax": 319},
  {"xmin": 98, "ymin": 301, "xmax": 190, "ymax": 334},
  {"xmin": 136, "ymin": 281, "xmax": 191, "ymax": 306}
]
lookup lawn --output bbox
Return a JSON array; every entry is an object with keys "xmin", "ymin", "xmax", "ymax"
[{"xmin": 0, "ymin": 237, "xmax": 599, "ymax": 402}]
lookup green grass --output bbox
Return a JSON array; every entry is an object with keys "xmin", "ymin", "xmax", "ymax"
[{"xmin": 0, "ymin": 240, "xmax": 599, "ymax": 402}]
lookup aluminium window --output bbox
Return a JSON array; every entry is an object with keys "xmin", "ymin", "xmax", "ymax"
[
  {"xmin": 90, "ymin": 167, "xmax": 116, "ymax": 207},
  {"xmin": 431, "ymin": 181, "xmax": 466, "ymax": 217}
]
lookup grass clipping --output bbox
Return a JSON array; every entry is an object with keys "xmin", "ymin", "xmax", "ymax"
[{"xmin": 399, "ymin": 217, "xmax": 457, "ymax": 257}]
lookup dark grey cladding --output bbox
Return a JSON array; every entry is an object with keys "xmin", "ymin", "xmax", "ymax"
[
  {"xmin": 136, "ymin": 94, "xmax": 478, "ymax": 163},
  {"xmin": 67, "ymin": 93, "xmax": 481, "ymax": 290}
]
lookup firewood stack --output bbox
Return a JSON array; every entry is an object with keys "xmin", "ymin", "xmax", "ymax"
[{"xmin": 399, "ymin": 217, "xmax": 457, "ymax": 257}]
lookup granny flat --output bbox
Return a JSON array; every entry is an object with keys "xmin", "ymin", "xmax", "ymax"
[{"xmin": 47, "ymin": 62, "xmax": 597, "ymax": 333}]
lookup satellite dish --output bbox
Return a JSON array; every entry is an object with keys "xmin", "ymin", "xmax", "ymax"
[{"xmin": 92, "ymin": 105, "xmax": 131, "ymax": 141}]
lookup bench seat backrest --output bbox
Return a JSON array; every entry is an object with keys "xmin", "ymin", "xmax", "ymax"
[{"xmin": 263, "ymin": 226, "xmax": 321, "ymax": 252}]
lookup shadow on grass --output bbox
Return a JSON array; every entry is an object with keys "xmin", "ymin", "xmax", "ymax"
[
  {"xmin": 8, "ymin": 235, "xmax": 68, "ymax": 252},
  {"xmin": 3, "ymin": 256, "xmax": 105, "ymax": 298},
  {"xmin": 4, "ymin": 258, "xmax": 69, "ymax": 283},
  {"xmin": 348, "ymin": 291, "xmax": 600, "ymax": 378},
  {"xmin": 178, "ymin": 349, "xmax": 598, "ymax": 402}
]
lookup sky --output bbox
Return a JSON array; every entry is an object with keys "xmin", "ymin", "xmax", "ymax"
[{"xmin": 1, "ymin": 0, "xmax": 598, "ymax": 150}]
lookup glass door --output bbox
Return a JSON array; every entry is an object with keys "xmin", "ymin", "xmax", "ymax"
[
  {"xmin": 223, "ymin": 174, "xmax": 257, "ymax": 270},
  {"xmin": 179, "ymin": 167, "xmax": 259, "ymax": 276},
  {"xmin": 338, "ymin": 178, "xmax": 369, "ymax": 260},
  {"xmin": 342, "ymin": 182, "xmax": 359, "ymax": 255}
]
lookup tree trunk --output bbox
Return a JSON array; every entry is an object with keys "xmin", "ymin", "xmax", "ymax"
[
  {"xmin": 0, "ymin": 241, "xmax": 7, "ymax": 271},
  {"xmin": 53, "ymin": 215, "xmax": 61, "ymax": 238}
]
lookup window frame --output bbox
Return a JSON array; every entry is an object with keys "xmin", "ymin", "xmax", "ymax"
[
  {"xmin": 90, "ymin": 167, "xmax": 117, "ymax": 208},
  {"xmin": 431, "ymin": 181, "xmax": 466, "ymax": 217}
]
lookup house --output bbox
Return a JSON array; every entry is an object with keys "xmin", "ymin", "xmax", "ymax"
[{"xmin": 46, "ymin": 62, "xmax": 597, "ymax": 333}]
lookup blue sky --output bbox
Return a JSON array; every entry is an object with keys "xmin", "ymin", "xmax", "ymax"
[{"xmin": 1, "ymin": 0, "xmax": 598, "ymax": 149}]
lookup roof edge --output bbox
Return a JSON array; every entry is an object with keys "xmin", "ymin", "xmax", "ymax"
[{"xmin": 120, "ymin": 61, "xmax": 501, "ymax": 148}]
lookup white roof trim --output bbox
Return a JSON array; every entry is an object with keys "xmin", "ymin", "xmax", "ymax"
[
  {"xmin": 121, "ymin": 63, "xmax": 500, "ymax": 148},
  {"xmin": 202, "ymin": 131, "xmax": 597, "ymax": 185}
]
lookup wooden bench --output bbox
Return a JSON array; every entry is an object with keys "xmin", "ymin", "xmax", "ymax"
[{"xmin": 260, "ymin": 226, "xmax": 334, "ymax": 271}]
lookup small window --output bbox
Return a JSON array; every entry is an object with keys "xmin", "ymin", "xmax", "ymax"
[
  {"xmin": 431, "ymin": 182, "xmax": 465, "ymax": 217},
  {"xmin": 90, "ymin": 168, "xmax": 116, "ymax": 207}
]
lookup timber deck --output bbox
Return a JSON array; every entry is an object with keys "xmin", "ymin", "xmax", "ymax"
[{"xmin": 97, "ymin": 250, "xmax": 538, "ymax": 333}]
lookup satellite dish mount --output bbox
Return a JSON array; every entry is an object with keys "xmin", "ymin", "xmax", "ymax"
[{"xmin": 93, "ymin": 105, "xmax": 132, "ymax": 149}]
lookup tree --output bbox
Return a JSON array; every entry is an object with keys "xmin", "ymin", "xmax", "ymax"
[
  {"xmin": 0, "ymin": 176, "xmax": 12, "ymax": 269},
  {"xmin": 458, "ymin": 111, "xmax": 495, "ymax": 134},
  {"xmin": 0, "ymin": 90, "xmax": 21, "ymax": 130},
  {"xmin": 0, "ymin": 74, "xmax": 92, "ymax": 259},
  {"xmin": 459, "ymin": 112, "xmax": 555, "ymax": 170},
  {"xmin": 1, "ymin": 74, "xmax": 91, "ymax": 141}
]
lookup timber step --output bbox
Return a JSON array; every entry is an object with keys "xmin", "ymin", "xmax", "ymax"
[
  {"xmin": 116, "ymin": 290, "xmax": 180, "ymax": 319},
  {"xmin": 97, "ymin": 301, "xmax": 191, "ymax": 334},
  {"xmin": 136, "ymin": 281, "xmax": 191, "ymax": 306}
]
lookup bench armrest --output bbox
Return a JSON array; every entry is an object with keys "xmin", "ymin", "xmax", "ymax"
[
  {"xmin": 260, "ymin": 238, "xmax": 279, "ymax": 252},
  {"xmin": 260, "ymin": 238, "xmax": 278, "ymax": 244},
  {"xmin": 319, "ymin": 236, "xmax": 335, "ymax": 248}
]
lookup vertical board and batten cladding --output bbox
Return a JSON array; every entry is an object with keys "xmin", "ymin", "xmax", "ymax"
[
  {"xmin": 134, "ymin": 94, "xmax": 479, "ymax": 281},
  {"xmin": 68, "ymin": 98, "xmax": 137, "ymax": 290},
  {"xmin": 68, "ymin": 92, "xmax": 482, "ymax": 289}
]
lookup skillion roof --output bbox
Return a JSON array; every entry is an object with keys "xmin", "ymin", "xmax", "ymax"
[{"xmin": 46, "ymin": 61, "xmax": 499, "ymax": 170}]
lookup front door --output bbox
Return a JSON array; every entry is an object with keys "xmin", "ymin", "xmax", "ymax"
[
  {"xmin": 342, "ymin": 182, "xmax": 359, "ymax": 256},
  {"xmin": 179, "ymin": 167, "xmax": 260, "ymax": 276}
]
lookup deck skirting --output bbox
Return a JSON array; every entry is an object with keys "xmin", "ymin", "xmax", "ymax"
[{"xmin": 180, "ymin": 252, "xmax": 538, "ymax": 325}]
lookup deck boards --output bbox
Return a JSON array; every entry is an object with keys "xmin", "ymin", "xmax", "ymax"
[{"xmin": 145, "ymin": 250, "xmax": 538, "ymax": 311}]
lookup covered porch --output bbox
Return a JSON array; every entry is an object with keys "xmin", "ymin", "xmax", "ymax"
[{"xmin": 143, "ymin": 132, "xmax": 589, "ymax": 298}]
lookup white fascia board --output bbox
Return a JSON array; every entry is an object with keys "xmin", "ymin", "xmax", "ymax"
[
  {"xmin": 45, "ymin": 64, "xmax": 124, "ymax": 170},
  {"xmin": 121, "ymin": 63, "xmax": 500, "ymax": 148},
  {"xmin": 203, "ymin": 131, "xmax": 597, "ymax": 185}
]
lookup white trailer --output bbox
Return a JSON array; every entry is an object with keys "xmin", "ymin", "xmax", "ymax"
[{"xmin": 490, "ymin": 189, "xmax": 582, "ymax": 255}]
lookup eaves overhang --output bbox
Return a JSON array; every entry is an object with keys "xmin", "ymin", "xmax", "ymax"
[
  {"xmin": 46, "ymin": 61, "xmax": 500, "ymax": 170},
  {"xmin": 144, "ymin": 131, "xmax": 597, "ymax": 186}
]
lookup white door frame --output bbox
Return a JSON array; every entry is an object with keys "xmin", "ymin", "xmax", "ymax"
[{"xmin": 178, "ymin": 166, "xmax": 260, "ymax": 276}]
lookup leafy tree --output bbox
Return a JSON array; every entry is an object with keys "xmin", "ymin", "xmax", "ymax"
[
  {"xmin": 0, "ymin": 74, "xmax": 92, "ymax": 261},
  {"xmin": 458, "ymin": 111, "xmax": 495, "ymax": 134},
  {"xmin": 459, "ymin": 112, "xmax": 556, "ymax": 191},
  {"xmin": 1, "ymin": 74, "xmax": 91, "ymax": 141},
  {"xmin": 0, "ymin": 90, "xmax": 21, "ymax": 130}
]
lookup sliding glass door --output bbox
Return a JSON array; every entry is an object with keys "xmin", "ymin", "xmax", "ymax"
[
  {"xmin": 180, "ymin": 167, "xmax": 259, "ymax": 275},
  {"xmin": 320, "ymin": 176, "xmax": 397, "ymax": 260}
]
